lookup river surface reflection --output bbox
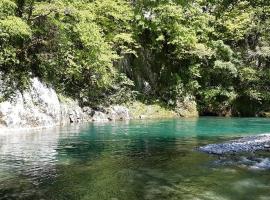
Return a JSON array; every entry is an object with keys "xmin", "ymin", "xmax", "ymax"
[{"xmin": 0, "ymin": 118, "xmax": 270, "ymax": 200}]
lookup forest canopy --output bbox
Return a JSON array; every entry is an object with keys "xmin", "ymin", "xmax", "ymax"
[{"xmin": 1, "ymin": 0, "xmax": 270, "ymax": 116}]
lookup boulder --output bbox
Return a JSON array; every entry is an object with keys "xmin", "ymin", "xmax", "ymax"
[
  {"xmin": 83, "ymin": 107, "xmax": 94, "ymax": 117},
  {"xmin": 60, "ymin": 101, "xmax": 86, "ymax": 124},
  {"xmin": 91, "ymin": 105, "xmax": 130, "ymax": 122}
]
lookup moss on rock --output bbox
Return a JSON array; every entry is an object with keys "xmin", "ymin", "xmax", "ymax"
[{"xmin": 127, "ymin": 101, "xmax": 177, "ymax": 119}]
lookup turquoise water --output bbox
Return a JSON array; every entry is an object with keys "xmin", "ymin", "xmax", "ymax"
[{"xmin": 1, "ymin": 117, "xmax": 270, "ymax": 200}]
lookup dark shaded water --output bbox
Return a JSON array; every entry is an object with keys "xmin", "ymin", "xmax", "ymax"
[{"xmin": 1, "ymin": 118, "xmax": 270, "ymax": 200}]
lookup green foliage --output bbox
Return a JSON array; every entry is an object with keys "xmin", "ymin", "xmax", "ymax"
[
  {"xmin": 0, "ymin": 16, "xmax": 32, "ymax": 39},
  {"xmin": 12, "ymin": 0, "xmax": 135, "ymax": 103},
  {"xmin": 0, "ymin": 0, "xmax": 270, "ymax": 116},
  {"xmin": 0, "ymin": 0, "xmax": 17, "ymax": 17},
  {"xmin": 217, "ymin": 1, "xmax": 254, "ymax": 41},
  {"xmin": 213, "ymin": 61, "xmax": 237, "ymax": 77},
  {"xmin": 131, "ymin": 0, "xmax": 270, "ymax": 116}
]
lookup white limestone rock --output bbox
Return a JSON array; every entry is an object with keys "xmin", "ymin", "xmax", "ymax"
[
  {"xmin": 0, "ymin": 78, "xmax": 61, "ymax": 128},
  {"xmin": 0, "ymin": 76, "xmax": 131, "ymax": 129},
  {"xmin": 0, "ymin": 77, "xmax": 89, "ymax": 129},
  {"xmin": 92, "ymin": 111, "xmax": 109, "ymax": 122}
]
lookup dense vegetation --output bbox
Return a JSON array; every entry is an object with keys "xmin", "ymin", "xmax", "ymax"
[{"xmin": 0, "ymin": 0, "xmax": 270, "ymax": 116}]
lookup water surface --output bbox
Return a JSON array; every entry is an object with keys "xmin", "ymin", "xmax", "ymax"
[{"xmin": 1, "ymin": 117, "xmax": 270, "ymax": 200}]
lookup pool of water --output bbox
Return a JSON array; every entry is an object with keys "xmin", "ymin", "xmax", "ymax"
[{"xmin": 1, "ymin": 117, "xmax": 270, "ymax": 200}]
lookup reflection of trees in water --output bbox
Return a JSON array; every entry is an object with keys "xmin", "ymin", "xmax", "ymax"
[
  {"xmin": 116, "ymin": 119, "xmax": 205, "ymax": 200},
  {"xmin": 0, "ymin": 119, "xmax": 232, "ymax": 200},
  {"xmin": 43, "ymin": 121, "xmax": 183, "ymax": 200},
  {"xmin": 2, "ymin": 119, "xmax": 270, "ymax": 200},
  {"xmin": 0, "ymin": 120, "xmax": 207, "ymax": 200},
  {"xmin": 56, "ymin": 123, "xmax": 120, "ymax": 164}
]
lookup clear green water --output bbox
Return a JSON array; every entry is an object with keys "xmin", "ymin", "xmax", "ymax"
[{"xmin": 1, "ymin": 117, "xmax": 270, "ymax": 200}]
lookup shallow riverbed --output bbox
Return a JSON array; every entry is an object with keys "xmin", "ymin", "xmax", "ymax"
[{"xmin": 1, "ymin": 117, "xmax": 270, "ymax": 200}]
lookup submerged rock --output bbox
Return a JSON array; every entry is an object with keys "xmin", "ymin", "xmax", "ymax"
[
  {"xmin": 199, "ymin": 134, "xmax": 270, "ymax": 155},
  {"xmin": 209, "ymin": 155, "xmax": 270, "ymax": 171}
]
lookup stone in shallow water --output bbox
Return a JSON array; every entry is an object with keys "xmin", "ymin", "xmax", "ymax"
[{"xmin": 198, "ymin": 134, "xmax": 270, "ymax": 155}]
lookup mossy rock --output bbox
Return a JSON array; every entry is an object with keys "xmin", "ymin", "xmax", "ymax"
[{"xmin": 128, "ymin": 101, "xmax": 177, "ymax": 119}]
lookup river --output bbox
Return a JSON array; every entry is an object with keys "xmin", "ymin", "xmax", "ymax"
[{"xmin": 1, "ymin": 117, "xmax": 270, "ymax": 200}]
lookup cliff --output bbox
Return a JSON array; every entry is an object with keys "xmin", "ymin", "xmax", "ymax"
[{"xmin": 0, "ymin": 77, "xmax": 131, "ymax": 130}]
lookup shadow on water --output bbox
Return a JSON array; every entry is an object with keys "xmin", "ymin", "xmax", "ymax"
[{"xmin": 1, "ymin": 118, "xmax": 270, "ymax": 200}]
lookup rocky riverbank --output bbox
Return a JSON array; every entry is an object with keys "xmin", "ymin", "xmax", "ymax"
[
  {"xmin": 0, "ymin": 77, "xmax": 195, "ymax": 130},
  {"xmin": 198, "ymin": 134, "xmax": 270, "ymax": 155},
  {"xmin": 0, "ymin": 77, "xmax": 132, "ymax": 130}
]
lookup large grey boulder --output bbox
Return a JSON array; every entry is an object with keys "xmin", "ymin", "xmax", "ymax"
[
  {"xmin": 175, "ymin": 94, "xmax": 198, "ymax": 117},
  {"xmin": 60, "ymin": 102, "xmax": 85, "ymax": 124}
]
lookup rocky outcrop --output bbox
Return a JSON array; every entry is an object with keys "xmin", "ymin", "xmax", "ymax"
[
  {"xmin": 128, "ymin": 101, "xmax": 177, "ymax": 119},
  {"xmin": 107, "ymin": 105, "xmax": 130, "ymax": 120},
  {"xmin": 0, "ymin": 78, "xmax": 88, "ymax": 129},
  {"xmin": 92, "ymin": 111, "xmax": 109, "ymax": 122},
  {"xmin": 175, "ymin": 94, "xmax": 198, "ymax": 117},
  {"xmin": 60, "ymin": 100, "xmax": 88, "ymax": 124},
  {"xmin": 0, "ymin": 77, "xmax": 131, "ymax": 130},
  {"xmin": 91, "ymin": 106, "xmax": 130, "ymax": 122},
  {"xmin": 198, "ymin": 134, "xmax": 270, "ymax": 155},
  {"xmin": 258, "ymin": 111, "xmax": 270, "ymax": 118}
]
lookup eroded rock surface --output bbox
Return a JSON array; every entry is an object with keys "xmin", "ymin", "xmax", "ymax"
[
  {"xmin": 0, "ymin": 77, "xmax": 131, "ymax": 129},
  {"xmin": 91, "ymin": 106, "xmax": 130, "ymax": 122},
  {"xmin": 107, "ymin": 105, "xmax": 130, "ymax": 121},
  {"xmin": 0, "ymin": 78, "xmax": 89, "ymax": 129},
  {"xmin": 199, "ymin": 134, "xmax": 270, "ymax": 155},
  {"xmin": 175, "ymin": 94, "xmax": 198, "ymax": 117}
]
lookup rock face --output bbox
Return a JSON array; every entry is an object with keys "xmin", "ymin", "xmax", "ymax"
[
  {"xmin": 0, "ymin": 78, "xmax": 60, "ymax": 128},
  {"xmin": 0, "ymin": 77, "xmax": 131, "ymax": 129},
  {"xmin": 60, "ymin": 101, "xmax": 88, "ymax": 124},
  {"xmin": 92, "ymin": 111, "xmax": 110, "ymax": 122},
  {"xmin": 0, "ymin": 78, "xmax": 87, "ymax": 129},
  {"xmin": 92, "ymin": 106, "xmax": 130, "ymax": 122},
  {"xmin": 175, "ymin": 94, "xmax": 199, "ymax": 117},
  {"xmin": 175, "ymin": 95, "xmax": 198, "ymax": 117},
  {"xmin": 198, "ymin": 134, "xmax": 270, "ymax": 155},
  {"xmin": 107, "ymin": 106, "xmax": 130, "ymax": 121}
]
